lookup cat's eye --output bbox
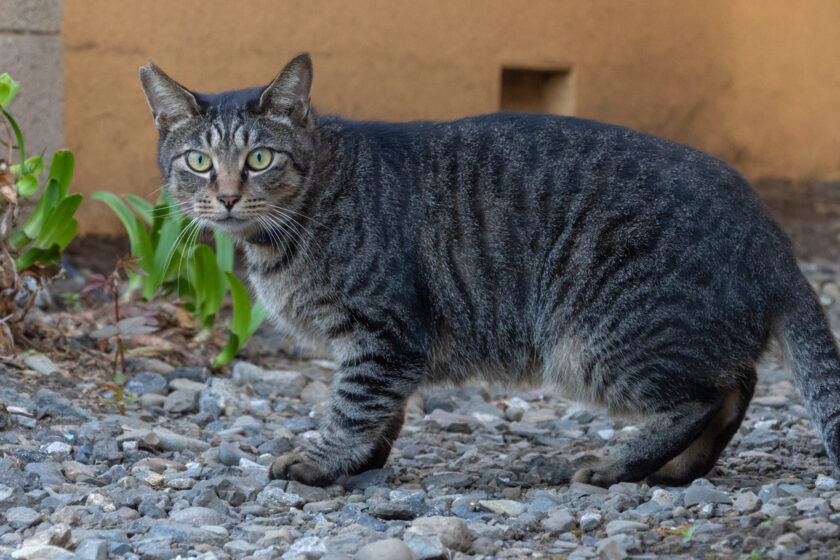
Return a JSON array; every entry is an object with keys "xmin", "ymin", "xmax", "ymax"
[
  {"xmin": 186, "ymin": 151, "xmax": 212, "ymax": 172},
  {"xmin": 246, "ymin": 148, "xmax": 273, "ymax": 171}
]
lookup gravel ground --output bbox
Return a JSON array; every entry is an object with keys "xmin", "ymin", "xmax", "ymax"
[{"xmin": 1, "ymin": 263, "xmax": 840, "ymax": 559}]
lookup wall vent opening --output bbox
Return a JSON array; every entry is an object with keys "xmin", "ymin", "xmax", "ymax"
[{"xmin": 500, "ymin": 67, "xmax": 575, "ymax": 115}]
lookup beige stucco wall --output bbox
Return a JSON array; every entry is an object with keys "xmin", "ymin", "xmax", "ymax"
[{"xmin": 62, "ymin": 1, "xmax": 840, "ymax": 235}]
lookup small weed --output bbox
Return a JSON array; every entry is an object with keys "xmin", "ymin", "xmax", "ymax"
[
  {"xmin": 85, "ymin": 255, "xmax": 156, "ymax": 414},
  {"xmin": 758, "ymin": 516, "xmax": 789, "ymax": 528},
  {"xmin": 679, "ymin": 524, "xmax": 698, "ymax": 544},
  {"xmin": 741, "ymin": 547, "xmax": 767, "ymax": 560}
]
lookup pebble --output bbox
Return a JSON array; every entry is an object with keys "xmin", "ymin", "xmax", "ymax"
[
  {"xmin": 478, "ymin": 499, "xmax": 526, "ymax": 516},
  {"xmin": 605, "ymin": 519, "xmax": 647, "ymax": 536},
  {"xmin": 75, "ymin": 539, "xmax": 108, "ymax": 560},
  {"xmin": 355, "ymin": 538, "xmax": 414, "ymax": 560},
  {"xmin": 125, "ymin": 371, "xmax": 168, "ymax": 395},
  {"xmin": 734, "ymin": 491, "xmax": 761, "ymax": 513},
  {"xmin": 6, "ymin": 507, "xmax": 41, "ymax": 530},
  {"xmin": 541, "ymin": 507, "xmax": 576, "ymax": 532},
  {"xmin": 410, "ymin": 516, "xmax": 471, "ymax": 552},
  {"xmin": 683, "ymin": 484, "xmax": 732, "ymax": 507}
]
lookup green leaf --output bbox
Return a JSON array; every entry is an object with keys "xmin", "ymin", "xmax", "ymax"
[
  {"xmin": 225, "ymin": 272, "xmax": 251, "ymax": 338},
  {"xmin": 1, "ymin": 109, "xmax": 24, "ymax": 166},
  {"xmin": 214, "ymin": 333, "xmax": 240, "ymax": 368},
  {"xmin": 15, "ymin": 174, "xmax": 38, "ymax": 196},
  {"xmin": 125, "ymin": 194, "xmax": 155, "ymax": 226},
  {"xmin": 48, "ymin": 151, "xmax": 74, "ymax": 198},
  {"xmin": 34, "ymin": 194, "xmax": 82, "ymax": 249},
  {"xmin": 91, "ymin": 191, "xmax": 146, "ymax": 258},
  {"xmin": 8, "ymin": 229, "xmax": 30, "ymax": 251},
  {"xmin": 215, "ymin": 230, "xmax": 234, "ymax": 273},
  {"xmin": 192, "ymin": 244, "xmax": 225, "ymax": 326},
  {"xmin": 22, "ymin": 179, "xmax": 61, "ymax": 239},
  {"xmin": 247, "ymin": 300, "xmax": 268, "ymax": 340},
  {"xmin": 147, "ymin": 215, "xmax": 183, "ymax": 298},
  {"xmin": 0, "ymin": 74, "xmax": 20, "ymax": 107},
  {"xmin": 23, "ymin": 156, "xmax": 44, "ymax": 176},
  {"xmin": 215, "ymin": 274, "xmax": 266, "ymax": 367},
  {"xmin": 14, "ymin": 245, "xmax": 61, "ymax": 270}
]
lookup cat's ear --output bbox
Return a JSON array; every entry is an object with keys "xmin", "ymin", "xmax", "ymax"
[
  {"xmin": 139, "ymin": 63, "xmax": 200, "ymax": 131},
  {"xmin": 258, "ymin": 53, "xmax": 313, "ymax": 128}
]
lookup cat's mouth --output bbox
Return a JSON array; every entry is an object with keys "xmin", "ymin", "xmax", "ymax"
[{"xmin": 206, "ymin": 215, "xmax": 256, "ymax": 236}]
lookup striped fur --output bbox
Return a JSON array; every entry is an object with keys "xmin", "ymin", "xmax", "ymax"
[{"xmin": 141, "ymin": 54, "xmax": 840, "ymax": 487}]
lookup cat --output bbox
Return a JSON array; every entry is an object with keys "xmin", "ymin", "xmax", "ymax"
[{"xmin": 139, "ymin": 52, "xmax": 840, "ymax": 487}]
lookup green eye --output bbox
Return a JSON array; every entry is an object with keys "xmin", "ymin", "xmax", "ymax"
[
  {"xmin": 186, "ymin": 151, "xmax": 212, "ymax": 172},
  {"xmin": 246, "ymin": 148, "xmax": 272, "ymax": 171}
]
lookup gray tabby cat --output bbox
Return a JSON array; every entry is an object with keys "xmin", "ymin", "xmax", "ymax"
[{"xmin": 139, "ymin": 53, "xmax": 840, "ymax": 487}]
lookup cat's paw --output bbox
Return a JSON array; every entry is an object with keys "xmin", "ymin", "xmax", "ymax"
[
  {"xmin": 572, "ymin": 461, "xmax": 626, "ymax": 488},
  {"xmin": 269, "ymin": 453, "xmax": 335, "ymax": 487}
]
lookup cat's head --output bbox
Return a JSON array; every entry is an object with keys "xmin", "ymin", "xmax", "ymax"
[{"xmin": 139, "ymin": 53, "xmax": 315, "ymax": 239}]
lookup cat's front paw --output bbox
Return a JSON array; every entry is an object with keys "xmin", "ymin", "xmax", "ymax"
[{"xmin": 269, "ymin": 452, "xmax": 335, "ymax": 487}]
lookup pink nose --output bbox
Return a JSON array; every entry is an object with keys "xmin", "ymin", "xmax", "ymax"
[{"xmin": 217, "ymin": 193, "xmax": 241, "ymax": 210}]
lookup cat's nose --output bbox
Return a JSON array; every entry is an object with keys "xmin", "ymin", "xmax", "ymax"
[{"xmin": 217, "ymin": 193, "xmax": 241, "ymax": 211}]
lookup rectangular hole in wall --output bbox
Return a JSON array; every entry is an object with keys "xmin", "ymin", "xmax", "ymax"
[{"xmin": 500, "ymin": 67, "xmax": 575, "ymax": 115}]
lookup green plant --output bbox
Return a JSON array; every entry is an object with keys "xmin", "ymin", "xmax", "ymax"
[
  {"xmin": 93, "ymin": 191, "xmax": 266, "ymax": 366},
  {"xmin": 0, "ymin": 73, "xmax": 82, "ymax": 351},
  {"xmin": 678, "ymin": 524, "xmax": 698, "ymax": 544},
  {"xmin": 85, "ymin": 255, "xmax": 155, "ymax": 414}
]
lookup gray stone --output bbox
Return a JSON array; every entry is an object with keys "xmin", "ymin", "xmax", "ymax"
[
  {"xmin": 163, "ymin": 389, "xmax": 198, "ymax": 413},
  {"xmin": 580, "ymin": 512, "xmax": 602, "ymax": 531},
  {"xmin": 793, "ymin": 517, "xmax": 840, "ymax": 540},
  {"xmin": 478, "ymin": 499, "xmax": 526, "ymax": 516},
  {"xmin": 6, "ymin": 506, "xmax": 41, "ymax": 529},
  {"xmin": 74, "ymin": 539, "xmax": 108, "ymax": 560},
  {"xmin": 218, "ymin": 442, "xmax": 253, "ymax": 466},
  {"xmin": 125, "ymin": 372, "xmax": 168, "ymax": 395},
  {"xmin": 147, "ymin": 523, "xmax": 226, "ymax": 546},
  {"xmin": 35, "ymin": 389, "xmax": 92, "ymax": 420},
  {"xmin": 23, "ymin": 354, "xmax": 61, "ymax": 376},
  {"xmin": 734, "ymin": 491, "xmax": 760, "ymax": 513},
  {"xmin": 24, "ymin": 462, "xmax": 64, "ymax": 486},
  {"xmin": 596, "ymin": 537, "xmax": 628, "ymax": 560},
  {"xmin": 256, "ymin": 483, "xmax": 304, "ymax": 509},
  {"xmin": 816, "ymin": 474, "xmax": 838, "ymax": 491},
  {"xmin": 740, "ymin": 428, "xmax": 780, "ymax": 450},
  {"xmin": 355, "ymin": 538, "xmax": 414, "ymax": 560},
  {"xmin": 344, "ymin": 468, "xmax": 394, "ymax": 490},
  {"xmin": 683, "ymin": 485, "xmax": 732, "ymax": 507},
  {"xmin": 286, "ymin": 481, "xmax": 330, "ymax": 503},
  {"xmin": 541, "ymin": 507, "xmax": 576, "ymax": 532},
  {"xmin": 9, "ymin": 545, "xmax": 70, "ymax": 560},
  {"xmin": 232, "ymin": 362, "xmax": 306, "ymax": 398},
  {"xmin": 527, "ymin": 492, "xmax": 561, "ymax": 516},
  {"xmin": 604, "ymin": 519, "xmax": 647, "ymax": 536},
  {"xmin": 168, "ymin": 506, "xmax": 223, "ymax": 527},
  {"xmin": 199, "ymin": 377, "xmax": 250, "ymax": 417},
  {"xmin": 410, "ymin": 516, "xmax": 471, "ymax": 552},
  {"xmin": 422, "ymin": 472, "xmax": 473, "ymax": 491},
  {"xmin": 403, "ymin": 528, "xmax": 446, "ymax": 560},
  {"xmin": 301, "ymin": 380, "xmax": 330, "ymax": 404},
  {"xmin": 152, "ymin": 427, "xmax": 209, "ymax": 452}
]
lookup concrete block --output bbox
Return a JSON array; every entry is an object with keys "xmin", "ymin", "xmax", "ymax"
[
  {"xmin": 0, "ymin": 34, "xmax": 64, "ymax": 160},
  {"xmin": 0, "ymin": 0, "xmax": 64, "ymax": 33}
]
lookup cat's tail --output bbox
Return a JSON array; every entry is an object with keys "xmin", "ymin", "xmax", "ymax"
[{"xmin": 779, "ymin": 275, "xmax": 840, "ymax": 474}]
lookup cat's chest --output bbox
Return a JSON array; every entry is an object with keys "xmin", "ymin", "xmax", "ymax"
[{"xmin": 245, "ymin": 255, "xmax": 343, "ymax": 352}]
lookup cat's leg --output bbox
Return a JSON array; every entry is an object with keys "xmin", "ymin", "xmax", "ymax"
[
  {"xmin": 573, "ymin": 392, "xmax": 723, "ymax": 487},
  {"xmin": 270, "ymin": 354, "xmax": 418, "ymax": 486},
  {"xmin": 648, "ymin": 369, "xmax": 756, "ymax": 485}
]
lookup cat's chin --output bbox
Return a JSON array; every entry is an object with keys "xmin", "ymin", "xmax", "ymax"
[{"xmin": 207, "ymin": 217, "xmax": 258, "ymax": 238}]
